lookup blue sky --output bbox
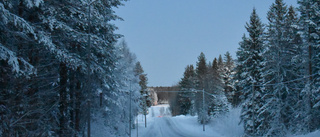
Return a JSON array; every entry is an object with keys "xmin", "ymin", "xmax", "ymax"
[{"xmin": 113, "ymin": 0, "xmax": 298, "ymax": 87}]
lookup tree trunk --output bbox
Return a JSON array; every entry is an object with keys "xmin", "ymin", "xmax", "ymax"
[
  {"xmin": 59, "ymin": 62, "xmax": 68, "ymax": 137},
  {"xmin": 69, "ymin": 70, "xmax": 75, "ymax": 135},
  {"xmin": 75, "ymin": 70, "xmax": 81, "ymax": 134}
]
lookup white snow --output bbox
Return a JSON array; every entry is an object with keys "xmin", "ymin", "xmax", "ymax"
[
  {"xmin": 0, "ymin": 44, "xmax": 34, "ymax": 75},
  {"xmin": 289, "ymin": 130, "xmax": 320, "ymax": 137},
  {"xmin": 91, "ymin": 104, "xmax": 320, "ymax": 137},
  {"xmin": 132, "ymin": 104, "xmax": 243, "ymax": 137}
]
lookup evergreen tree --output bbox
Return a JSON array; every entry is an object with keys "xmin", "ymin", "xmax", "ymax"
[
  {"xmin": 207, "ymin": 58, "xmax": 228, "ymax": 117},
  {"xmin": 0, "ymin": 0, "xmax": 135, "ymax": 136},
  {"xmin": 196, "ymin": 52, "xmax": 207, "ymax": 90},
  {"xmin": 195, "ymin": 52, "xmax": 210, "ymax": 124},
  {"xmin": 238, "ymin": 8, "xmax": 265, "ymax": 136},
  {"xmin": 233, "ymin": 34, "xmax": 250, "ymax": 107},
  {"xmin": 298, "ymin": 0, "xmax": 320, "ymax": 132},
  {"xmin": 135, "ymin": 62, "xmax": 150, "ymax": 117},
  {"xmin": 223, "ymin": 52, "xmax": 235, "ymax": 103},
  {"xmin": 258, "ymin": 0, "xmax": 289, "ymax": 135},
  {"xmin": 283, "ymin": 5, "xmax": 307, "ymax": 134},
  {"xmin": 217, "ymin": 54, "xmax": 224, "ymax": 76},
  {"xmin": 178, "ymin": 65, "xmax": 196, "ymax": 115},
  {"xmin": 210, "ymin": 58, "xmax": 223, "ymax": 92}
]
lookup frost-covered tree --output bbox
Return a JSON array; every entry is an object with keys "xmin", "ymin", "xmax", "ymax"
[
  {"xmin": 281, "ymin": 5, "xmax": 309, "ymax": 134},
  {"xmin": 223, "ymin": 52, "xmax": 235, "ymax": 103},
  {"xmin": 196, "ymin": 52, "xmax": 207, "ymax": 90},
  {"xmin": 195, "ymin": 52, "xmax": 210, "ymax": 123},
  {"xmin": 0, "ymin": 0, "xmax": 134, "ymax": 136},
  {"xmin": 105, "ymin": 39, "xmax": 141, "ymax": 136},
  {"xmin": 238, "ymin": 8, "xmax": 265, "ymax": 136},
  {"xmin": 233, "ymin": 34, "xmax": 250, "ymax": 107},
  {"xmin": 257, "ymin": 0, "xmax": 289, "ymax": 136},
  {"xmin": 298, "ymin": 0, "xmax": 320, "ymax": 132},
  {"xmin": 207, "ymin": 58, "xmax": 228, "ymax": 117},
  {"xmin": 217, "ymin": 54, "xmax": 224, "ymax": 75},
  {"xmin": 135, "ymin": 61, "xmax": 150, "ymax": 125},
  {"xmin": 178, "ymin": 65, "xmax": 196, "ymax": 115},
  {"xmin": 0, "ymin": 1, "xmax": 61, "ymax": 136}
]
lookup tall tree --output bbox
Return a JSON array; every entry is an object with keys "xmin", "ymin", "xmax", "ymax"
[
  {"xmin": 233, "ymin": 34, "xmax": 250, "ymax": 107},
  {"xmin": 281, "ymin": 5, "xmax": 308, "ymax": 134},
  {"xmin": 111, "ymin": 40, "xmax": 141, "ymax": 135},
  {"xmin": 207, "ymin": 58, "xmax": 228, "ymax": 117},
  {"xmin": 217, "ymin": 54, "xmax": 224, "ymax": 76},
  {"xmin": 223, "ymin": 52, "xmax": 235, "ymax": 103},
  {"xmin": 0, "ymin": 0, "xmax": 134, "ymax": 136},
  {"xmin": 196, "ymin": 52, "xmax": 207, "ymax": 90},
  {"xmin": 298, "ymin": 0, "xmax": 320, "ymax": 132},
  {"xmin": 135, "ymin": 61, "xmax": 150, "ymax": 125},
  {"xmin": 195, "ymin": 52, "xmax": 209, "ymax": 123},
  {"xmin": 178, "ymin": 65, "xmax": 196, "ymax": 115},
  {"xmin": 257, "ymin": 0, "xmax": 289, "ymax": 136},
  {"xmin": 238, "ymin": 8, "xmax": 265, "ymax": 136}
]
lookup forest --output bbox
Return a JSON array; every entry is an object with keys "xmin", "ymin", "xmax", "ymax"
[
  {"xmin": 0, "ymin": 0, "xmax": 150, "ymax": 136},
  {"xmin": 1, "ymin": 0, "xmax": 320, "ymax": 137},
  {"xmin": 170, "ymin": 0, "xmax": 320, "ymax": 136}
]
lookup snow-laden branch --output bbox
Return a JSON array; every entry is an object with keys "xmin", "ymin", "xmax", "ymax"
[
  {"xmin": 0, "ymin": 3, "xmax": 85, "ymax": 70},
  {"xmin": 0, "ymin": 43, "xmax": 34, "ymax": 76}
]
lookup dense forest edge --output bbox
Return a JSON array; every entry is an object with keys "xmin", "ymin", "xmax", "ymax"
[
  {"xmin": 168, "ymin": 0, "xmax": 320, "ymax": 136},
  {"xmin": 1, "ymin": 0, "xmax": 320, "ymax": 137}
]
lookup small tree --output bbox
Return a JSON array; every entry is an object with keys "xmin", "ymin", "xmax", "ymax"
[
  {"xmin": 178, "ymin": 65, "xmax": 196, "ymax": 115},
  {"xmin": 135, "ymin": 62, "xmax": 150, "ymax": 116}
]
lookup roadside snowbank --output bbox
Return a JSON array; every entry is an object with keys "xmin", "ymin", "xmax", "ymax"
[
  {"xmin": 210, "ymin": 107, "xmax": 244, "ymax": 137},
  {"xmin": 290, "ymin": 130, "xmax": 320, "ymax": 137}
]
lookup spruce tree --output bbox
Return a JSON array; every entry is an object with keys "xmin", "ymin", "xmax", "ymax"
[
  {"xmin": 298, "ymin": 0, "xmax": 320, "ymax": 132},
  {"xmin": 178, "ymin": 65, "xmax": 196, "ymax": 115},
  {"xmin": 196, "ymin": 52, "xmax": 207, "ymax": 90},
  {"xmin": 207, "ymin": 58, "xmax": 228, "ymax": 116},
  {"xmin": 195, "ymin": 52, "xmax": 209, "ymax": 123},
  {"xmin": 135, "ymin": 62, "xmax": 150, "ymax": 117},
  {"xmin": 0, "ymin": 0, "xmax": 134, "ymax": 136},
  {"xmin": 217, "ymin": 54, "xmax": 224, "ymax": 76},
  {"xmin": 223, "ymin": 52, "xmax": 235, "ymax": 103},
  {"xmin": 258, "ymin": 0, "xmax": 289, "ymax": 135},
  {"xmin": 238, "ymin": 8, "xmax": 265, "ymax": 136},
  {"xmin": 233, "ymin": 34, "xmax": 250, "ymax": 107}
]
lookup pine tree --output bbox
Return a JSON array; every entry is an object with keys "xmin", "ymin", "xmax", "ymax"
[
  {"xmin": 135, "ymin": 62, "xmax": 150, "ymax": 119},
  {"xmin": 209, "ymin": 58, "xmax": 223, "ymax": 92},
  {"xmin": 195, "ymin": 52, "xmax": 210, "ymax": 124},
  {"xmin": 298, "ymin": 0, "xmax": 320, "ymax": 132},
  {"xmin": 217, "ymin": 54, "xmax": 224, "ymax": 75},
  {"xmin": 178, "ymin": 65, "xmax": 196, "ymax": 115},
  {"xmin": 196, "ymin": 52, "xmax": 207, "ymax": 90},
  {"xmin": 207, "ymin": 58, "xmax": 228, "ymax": 117},
  {"xmin": 111, "ymin": 40, "xmax": 142, "ymax": 134},
  {"xmin": 233, "ymin": 34, "xmax": 250, "ymax": 107},
  {"xmin": 238, "ymin": 8, "xmax": 265, "ymax": 136},
  {"xmin": 223, "ymin": 52, "xmax": 235, "ymax": 104},
  {"xmin": 283, "ymin": 5, "xmax": 307, "ymax": 134},
  {"xmin": 0, "ymin": 0, "xmax": 132, "ymax": 136},
  {"xmin": 257, "ymin": 0, "xmax": 289, "ymax": 135}
]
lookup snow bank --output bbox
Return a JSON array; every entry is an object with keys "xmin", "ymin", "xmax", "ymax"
[
  {"xmin": 210, "ymin": 107, "xmax": 244, "ymax": 137},
  {"xmin": 134, "ymin": 105, "xmax": 244, "ymax": 137},
  {"xmin": 289, "ymin": 130, "xmax": 320, "ymax": 137},
  {"xmin": 170, "ymin": 107, "xmax": 244, "ymax": 137}
]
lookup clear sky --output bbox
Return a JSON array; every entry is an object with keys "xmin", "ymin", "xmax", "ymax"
[{"xmin": 113, "ymin": 0, "xmax": 298, "ymax": 87}]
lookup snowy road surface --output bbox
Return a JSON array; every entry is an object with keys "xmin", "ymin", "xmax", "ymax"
[
  {"xmin": 132, "ymin": 104, "xmax": 220, "ymax": 137},
  {"xmin": 130, "ymin": 104, "xmax": 320, "ymax": 137}
]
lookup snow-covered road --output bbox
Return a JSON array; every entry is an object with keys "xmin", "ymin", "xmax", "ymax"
[
  {"xmin": 144, "ymin": 117, "xmax": 193, "ymax": 137},
  {"xmin": 132, "ymin": 104, "xmax": 219, "ymax": 137},
  {"xmin": 130, "ymin": 104, "xmax": 320, "ymax": 137}
]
